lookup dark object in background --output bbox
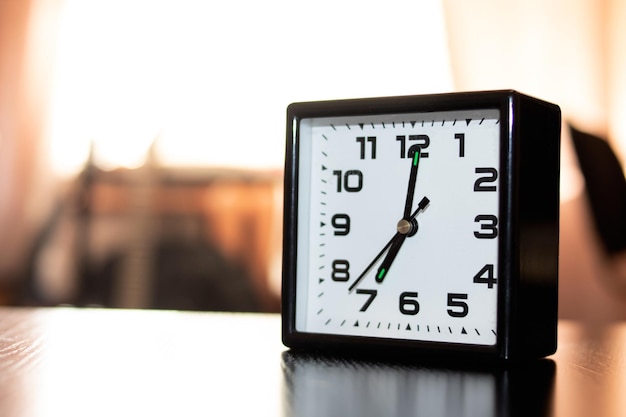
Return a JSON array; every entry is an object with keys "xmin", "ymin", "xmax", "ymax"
[
  {"xmin": 570, "ymin": 125, "xmax": 626, "ymax": 254},
  {"xmin": 151, "ymin": 238, "xmax": 260, "ymax": 311},
  {"xmin": 79, "ymin": 237, "xmax": 260, "ymax": 312}
]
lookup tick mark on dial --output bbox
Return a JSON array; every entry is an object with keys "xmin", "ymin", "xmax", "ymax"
[
  {"xmin": 325, "ymin": 319, "xmax": 331, "ymax": 325},
  {"xmin": 475, "ymin": 329, "xmax": 481, "ymax": 336},
  {"xmin": 317, "ymin": 309, "xmax": 323, "ymax": 315},
  {"xmin": 330, "ymin": 124, "xmax": 336, "ymax": 130}
]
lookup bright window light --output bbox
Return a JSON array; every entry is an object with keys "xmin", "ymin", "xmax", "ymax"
[{"xmin": 46, "ymin": 0, "xmax": 453, "ymax": 175}]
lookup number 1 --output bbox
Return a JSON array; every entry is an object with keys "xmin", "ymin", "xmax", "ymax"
[{"xmin": 454, "ymin": 133, "xmax": 465, "ymax": 157}]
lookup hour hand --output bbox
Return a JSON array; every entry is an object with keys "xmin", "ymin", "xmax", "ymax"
[
  {"xmin": 376, "ymin": 197, "xmax": 429, "ymax": 284},
  {"xmin": 375, "ymin": 234, "xmax": 406, "ymax": 282},
  {"xmin": 348, "ymin": 232, "xmax": 399, "ymax": 293},
  {"xmin": 349, "ymin": 197, "xmax": 430, "ymax": 292}
]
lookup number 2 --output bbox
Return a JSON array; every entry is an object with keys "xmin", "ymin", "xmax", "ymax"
[{"xmin": 474, "ymin": 168, "xmax": 498, "ymax": 191}]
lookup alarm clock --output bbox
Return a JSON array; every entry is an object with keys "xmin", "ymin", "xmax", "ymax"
[{"xmin": 281, "ymin": 90, "xmax": 560, "ymax": 361}]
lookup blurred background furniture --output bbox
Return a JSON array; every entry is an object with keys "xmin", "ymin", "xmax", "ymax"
[{"xmin": 20, "ymin": 147, "xmax": 282, "ymax": 312}]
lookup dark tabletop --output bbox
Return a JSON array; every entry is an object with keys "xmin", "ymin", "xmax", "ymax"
[{"xmin": 0, "ymin": 307, "xmax": 623, "ymax": 417}]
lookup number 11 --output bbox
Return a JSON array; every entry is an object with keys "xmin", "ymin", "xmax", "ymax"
[{"xmin": 356, "ymin": 137, "xmax": 377, "ymax": 159}]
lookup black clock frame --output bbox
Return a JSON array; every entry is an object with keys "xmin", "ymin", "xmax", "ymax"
[{"xmin": 282, "ymin": 90, "xmax": 561, "ymax": 361}]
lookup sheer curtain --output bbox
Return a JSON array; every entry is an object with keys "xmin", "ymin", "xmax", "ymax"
[
  {"xmin": 0, "ymin": 0, "xmax": 63, "ymax": 289},
  {"xmin": 0, "ymin": 0, "xmax": 454, "ymax": 303},
  {"xmin": 443, "ymin": 0, "xmax": 626, "ymax": 321},
  {"xmin": 2, "ymin": 0, "xmax": 626, "ymax": 315},
  {"xmin": 443, "ymin": 0, "xmax": 625, "ymax": 161}
]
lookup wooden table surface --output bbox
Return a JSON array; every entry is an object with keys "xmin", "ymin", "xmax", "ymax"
[{"xmin": 0, "ymin": 307, "xmax": 624, "ymax": 417}]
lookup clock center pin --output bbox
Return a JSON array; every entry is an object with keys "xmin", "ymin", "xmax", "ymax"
[{"xmin": 397, "ymin": 219, "xmax": 418, "ymax": 236}]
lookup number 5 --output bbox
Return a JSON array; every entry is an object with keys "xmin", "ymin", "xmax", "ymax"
[{"xmin": 447, "ymin": 293, "xmax": 469, "ymax": 318}]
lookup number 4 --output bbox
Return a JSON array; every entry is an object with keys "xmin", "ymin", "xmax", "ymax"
[{"xmin": 473, "ymin": 264, "xmax": 498, "ymax": 288}]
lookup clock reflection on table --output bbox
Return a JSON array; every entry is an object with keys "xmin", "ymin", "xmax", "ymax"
[{"xmin": 281, "ymin": 351, "xmax": 555, "ymax": 417}]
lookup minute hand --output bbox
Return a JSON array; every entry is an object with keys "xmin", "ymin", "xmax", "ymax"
[
  {"xmin": 376, "ymin": 147, "xmax": 423, "ymax": 284},
  {"xmin": 403, "ymin": 146, "xmax": 421, "ymax": 219}
]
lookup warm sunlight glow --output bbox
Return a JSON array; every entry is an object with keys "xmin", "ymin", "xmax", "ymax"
[{"xmin": 47, "ymin": 0, "xmax": 453, "ymax": 175}]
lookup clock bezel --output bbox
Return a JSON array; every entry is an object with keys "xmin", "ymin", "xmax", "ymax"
[{"xmin": 282, "ymin": 90, "xmax": 560, "ymax": 361}]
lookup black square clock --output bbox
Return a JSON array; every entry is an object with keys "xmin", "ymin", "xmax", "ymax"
[{"xmin": 282, "ymin": 90, "xmax": 560, "ymax": 361}]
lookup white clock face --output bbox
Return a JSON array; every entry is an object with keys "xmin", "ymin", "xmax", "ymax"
[{"xmin": 295, "ymin": 108, "xmax": 501, "ymax": 346}]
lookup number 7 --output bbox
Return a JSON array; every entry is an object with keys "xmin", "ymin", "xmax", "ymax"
[{"xmin": 356, "ymin": 289, "xmax": 377, "ymax": 312}]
